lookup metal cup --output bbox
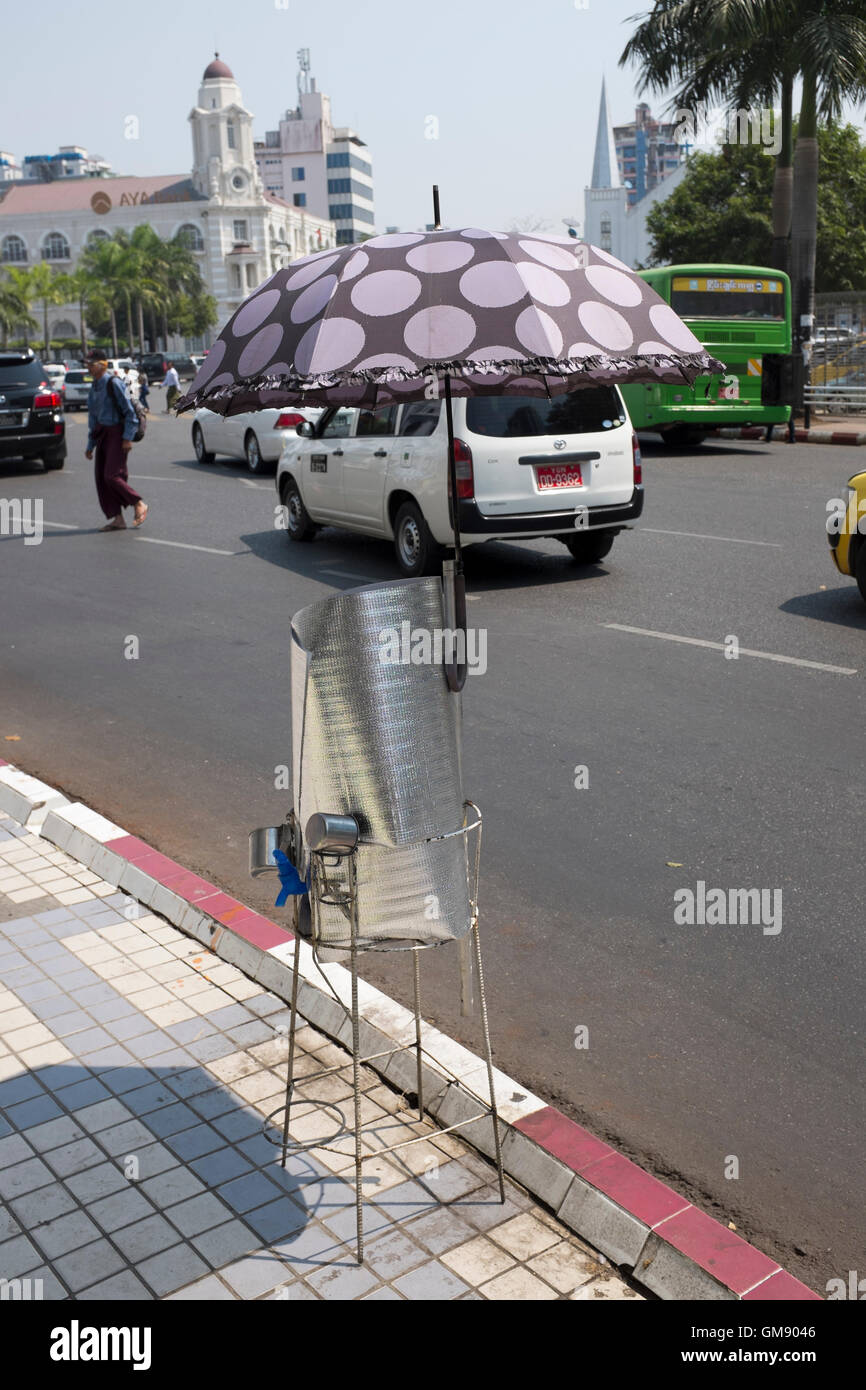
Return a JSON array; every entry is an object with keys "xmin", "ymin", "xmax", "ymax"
[
  {"xmin": 249, "ymin": 826, "xmax": 282, "ymax": 878},
  {"xmin": 305, "ymin": 813, "xmax": 359, "ymax": 856}
]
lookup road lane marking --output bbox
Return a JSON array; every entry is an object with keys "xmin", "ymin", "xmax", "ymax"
[
  {"xmin": 131, "ymin": 475, "xmax": 187, "ymax": 482},
  {"xmin": 42, "ymin": 522, "xmax": 79, "ymax": 530},
  {"xmin": 642, "ymin": 528, "xmax": 783, "ymax": 548},
  {"xmin": 603, "ymin": 624, "xmax": 858, "ymax": 675},
  {"xmin": 132, "ymin": 537, "xmax": 237, "ymax": 556}
]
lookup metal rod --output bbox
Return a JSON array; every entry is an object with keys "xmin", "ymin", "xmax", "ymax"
[
  {"xmin": 349, "ymin": 855, "xmax": 364, "ymax": 1264},
  {"xmin": 413, "ymin": 950, "xmax": 424, "ymax": 1120},
  {"xmin": 472, "ymin": 919, "xmax": 506, "ymax": 1203},
  {"xmin": 444, "ymin": 374, "xmax": 462, "ymax": 569},
  {"xmin": 432, "ymin": 184, "xmax": 441, "ymax": 231},
  {"xmin": 280, "ymin": 912, "xmax": 302, "ymax": 1168}
]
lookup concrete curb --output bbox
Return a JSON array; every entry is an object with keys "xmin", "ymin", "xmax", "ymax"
[
  {"xmin": 716, "ymin": 424, "xmax": 866, "ymax": 446},
  {"xmin": 0, "ymin": 759, "xmax": 820, "ymax": 1301}
]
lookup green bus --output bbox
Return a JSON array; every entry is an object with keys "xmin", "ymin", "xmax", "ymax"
[{"xmin": 621, "ymin": 264, "xmax": 792, "ymax": 448}]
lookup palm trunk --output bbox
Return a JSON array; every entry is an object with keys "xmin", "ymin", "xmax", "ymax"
[
  {"xmin": 123, "ymin": 290, "xmax": 132, "ymax": 356},
  {"xmin": 110, "ymin": 304, "xmax": 118, "ymax": 357},
  {"xmin": 791, "ymin": 68, "xmax": 819, "ymax": 359},
  {"xmin": 43, "ymin": 299, "xmax": 50, "ymax": 355},
  {"xmin": 137, "ymin": 300, "xmax": 146, "ymax": 357},
  {"xmin": 770, "ymin": 73, "xmax": 793, "ymax": 275},
  {"xmin": 79, "ymin": 295, "xmax": 88, "ymax": 358}
]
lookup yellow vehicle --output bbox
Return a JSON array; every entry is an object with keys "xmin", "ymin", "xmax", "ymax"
[{"xmin": 828, "ymin": 470, "xmax": 866, "ymax": 601}]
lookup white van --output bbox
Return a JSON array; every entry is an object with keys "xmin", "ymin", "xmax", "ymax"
[{"xmin": 275, "ymin": 385, "xmax": 643, "ymax": 576}]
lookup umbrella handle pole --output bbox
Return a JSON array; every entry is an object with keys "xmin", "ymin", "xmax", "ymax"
[{"xmin": 442, "ymin": 558, "xmax": 468, "ymax": 694}]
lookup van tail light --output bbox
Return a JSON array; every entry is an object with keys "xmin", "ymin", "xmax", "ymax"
[
  {"xmin": 34, "ymin": 392, "xmax": 61, "ymax": 409},
  {"xmin": 276, "ymin": 412, "xmax": 305, "ymax": 429},
  {"xmin": 632, "ymin": 432, "xmax": 642, "ymax": 486},
  {"xmin": 453, "ymin": 439, "xmax": 474, "ymax": 500}
]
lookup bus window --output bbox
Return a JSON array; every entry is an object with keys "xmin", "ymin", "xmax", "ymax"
[{"xmin": 669, "ymin": 276, "xmax": 786, "ymax": 321}]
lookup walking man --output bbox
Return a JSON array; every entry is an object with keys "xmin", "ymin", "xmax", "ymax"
[
  {"xmin": 160, "ymin": 362, "xmax": 180, "ymax": 412},
  {"xmin": 85, "ymin": 350, "xmax": 148, "ymax": 532}
]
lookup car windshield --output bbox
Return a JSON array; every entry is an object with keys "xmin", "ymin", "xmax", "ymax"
[
  {"xmin": 466, "ymin": 387, "xmax": 626, "ymax": 437},
  {"xmin": 66, "ymin": 371, "xmax": 90, "ymax": 383},
  {"xmin": 0, "ymin": 358, "xmax": 45, "ymax": 388}
]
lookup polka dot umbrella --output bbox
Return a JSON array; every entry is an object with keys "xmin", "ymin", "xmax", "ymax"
[{"xmin": 178, "ymin": 197, "xmax": 724, "ymax": 687}]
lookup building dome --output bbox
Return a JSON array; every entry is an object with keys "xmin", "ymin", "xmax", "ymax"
[{"xmin": 203, "ymin": 53, "xmax": 234, "ymax": 80}]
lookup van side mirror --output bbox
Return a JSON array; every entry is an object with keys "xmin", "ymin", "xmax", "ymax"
[{"xmin": 296, "ymin": 421, "xmax": 314, "ymax": 438}]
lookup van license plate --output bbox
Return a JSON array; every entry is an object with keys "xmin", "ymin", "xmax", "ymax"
[{"xmin": 535, "ymin": 463, "xmax": 582, "ymax": 490}]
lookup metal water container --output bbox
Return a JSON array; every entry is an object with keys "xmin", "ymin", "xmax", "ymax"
[{"xmin": 290, "ymin": 576, "xmax": 472, "ymax": 951}]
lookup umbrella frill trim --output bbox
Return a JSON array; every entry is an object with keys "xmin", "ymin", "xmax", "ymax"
[{"xmin": 176, "ymin": 349, "xmax": 726, "ymax": 413}]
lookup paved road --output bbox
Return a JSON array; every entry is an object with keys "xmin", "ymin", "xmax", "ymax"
[{"xmin": 2, "ymin": 408, "xmax": 864, "ymax": 1293}]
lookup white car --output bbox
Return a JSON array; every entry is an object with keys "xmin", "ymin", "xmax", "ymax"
[
  {"xmin": 275, "ymin": 387, "xmax": 643, "ymax": 577},
  {"xmin": 43, "ymin": 363, "xmax": 67, "ymax": 393},
  {"xmin": 62, "ymin": 367, "xmax": 93, "ymax": 409},
  {"xmin": 192, "ymin": 405, "xmax": 324, "ymax": 475}
]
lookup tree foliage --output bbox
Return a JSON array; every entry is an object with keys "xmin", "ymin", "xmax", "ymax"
[{"xmin": 645, "ymin": 123, "xmax": 866, "ymax": 292}]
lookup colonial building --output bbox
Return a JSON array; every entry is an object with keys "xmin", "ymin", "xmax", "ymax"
[
  {"xmin": 0, "ymin": 56, "xmax": 336, "ymax": 347},
  {"xmin": 584, "ymin": 79, "xmax": 689, "ymax": 269}
]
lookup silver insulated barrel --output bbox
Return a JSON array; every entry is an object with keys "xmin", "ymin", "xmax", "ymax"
[{"xmin": 290, "ymin": 576, "xmax": 472, "ymax": 950}]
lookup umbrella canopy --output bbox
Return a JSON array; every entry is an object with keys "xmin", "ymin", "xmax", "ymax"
[{"xmin": 176, "ymin": 229, "xmax": 725, "ymax": 417}]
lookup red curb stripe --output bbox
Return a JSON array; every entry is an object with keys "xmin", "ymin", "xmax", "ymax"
[
  {"xmin": 653, "ymin": 1205, "xmax": 779, "ymax": 1297},
  {"xmin": 196, "ymin": 890, "xmax": 242, "ymax": 918},
  {"xmin": 105, "ymin": 833, "xmax": 156, "ymax": 861},
  {"xmin": 514, "ymin": 1105, "xmax": 614, "ymax": 1171},
  {"xmin": 742, "ymin": 1269, "xmax": 821, "ymax": 1301},
  {"xmin": 159, "ymin": 869, "xmax": 219, "ymax": 903},
  {"xmin": 223, "ymin": 911, "xmax": 290, "ymax": 951},
  {"xmin": 106, "ymin": 831, "xmax": 289, "ymax": 949},
  {"xmin": 831, "ymin": 431, "xmax": 860, "ymax": 444},
  {"xmin": 579, "ymin": 1151, "xmax": 690, "ymax": 1228}
]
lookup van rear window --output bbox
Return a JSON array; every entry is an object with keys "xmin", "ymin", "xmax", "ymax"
[{"xmin": 466, "ymin": 387, "xmax": 625, "ymax": 437}]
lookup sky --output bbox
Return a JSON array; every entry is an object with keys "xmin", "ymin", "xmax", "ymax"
[{"xmin": 2, "ymin": 0, "xmax": 864, "ymax": 236}]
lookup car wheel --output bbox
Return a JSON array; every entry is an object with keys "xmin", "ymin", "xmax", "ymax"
[
  {"xmin": 42, "ymin": 450, "xmax": 66, "ymax": 471},
  {"xmin": 394, "ymin": 501, "xmax": 442, "ymax": 577},
  {"xmin": 855, "ymin": 542, "xmax": 866, "ymax": 604},
  {"xmin": 244, "ymin": 431, "xmax": 269, "ymax": 475},
  {"xmin": 281, "ymin": 477, "xmax": 318, "ymax": 542},
  {"xmin": 661, "ymin": 426, "xmax": 707, "ymax": 450},
  {"xmin": 193, "ymin": 424, "xmax": 215, "ymax": 463},
  {"xmin": 563, "ymin": 531, "xmax": 615, "ymax": 564}
]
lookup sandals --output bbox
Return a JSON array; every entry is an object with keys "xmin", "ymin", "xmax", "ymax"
[
  {"xmin": 133, "ymin": 503, "xmax": 148, "ymax": 529},
  {"xmin": 101, "ymin": 519, "xmax": 126, "ymax": 531}
]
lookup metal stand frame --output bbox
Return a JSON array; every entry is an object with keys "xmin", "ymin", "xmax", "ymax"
[{"xmin": 263, "ymin": 802, "xmax": 505, "ymax": 1264}]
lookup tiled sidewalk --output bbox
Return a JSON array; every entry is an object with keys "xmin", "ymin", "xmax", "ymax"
[{"xmin": 0, "ymin": 812, "xmax": 641, "ymax": 1301}]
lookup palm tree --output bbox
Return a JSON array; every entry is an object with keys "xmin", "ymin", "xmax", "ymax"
[
  {"xmin": 27, "ymin": 262, "xmax": 70, "ymax": 356},
  {"xmin": 55, "ymin": 268, "xmax": 92, "ymax": 359},
  {"xmin": 0, "ymin": 272, "xmax": 36, "ymax": 348},
  {"xmin": 79, "ymin": 236, "xmax": 129, "ymax": 356},
  {"xmin": 621, "ymin": 0, "xmax": 866, "ymax": 335},
  {"xmin": 3, "ymin": 266, "xmax": 36, "ymax": 348},
  {"xmin": 126, "ymin": 225, "xmax": 165, "ymax": 356}
]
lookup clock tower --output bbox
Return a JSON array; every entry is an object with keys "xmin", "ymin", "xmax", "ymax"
[{"xmin": 189, "ymin": 54, "xmax": 262, "ymax": 204}]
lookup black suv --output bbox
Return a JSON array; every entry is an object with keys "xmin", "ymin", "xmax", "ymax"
[
  {"xmin": 0, "ymin": 351, "xmax": 66, "ymax": 471},
  {"xmin": 137, "ymin": 352, "xmax": 197, "ymax": 381}
]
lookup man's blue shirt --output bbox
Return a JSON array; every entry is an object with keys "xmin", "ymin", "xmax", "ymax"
[{"xmin": 87, "ymin": 373, "xmax": 138, "ymax": 450}]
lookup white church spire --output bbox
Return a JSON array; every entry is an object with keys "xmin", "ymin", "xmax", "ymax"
[{"xmin": 590, "ymin": 78, "xmax": 620, "ymax": 190}]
